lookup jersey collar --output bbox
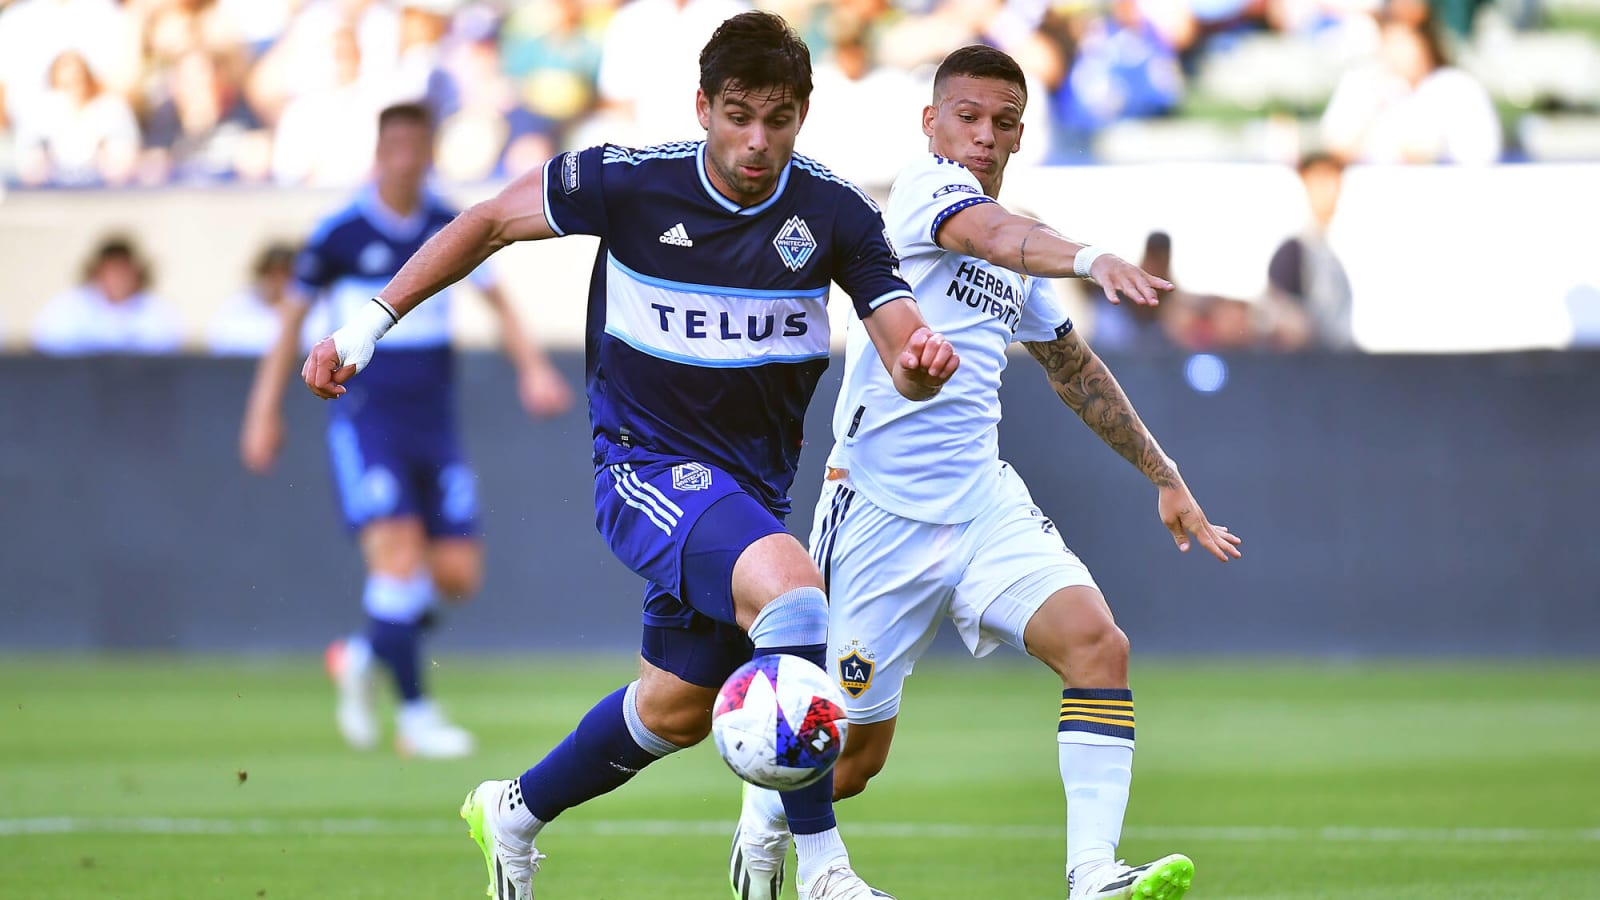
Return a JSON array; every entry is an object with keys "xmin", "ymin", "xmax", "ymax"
[
  {"xmin": 696, "ymin": 142, "xmax": 791, "ymax": 217},
  {"xmin": 356, "ymin": 183, "xmax": 433, "ymax": 242}
]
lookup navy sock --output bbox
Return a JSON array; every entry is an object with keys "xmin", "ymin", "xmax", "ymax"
[
  {"xmin": 366, "ymin": 616, "xmax": 423, "ymax": 702},
  {"xmin": 749, "ymin": 587, "xmax": 835, "ymax": 836},
  {"xmin": 519, "ymin": 686, "xmax": 668, "ymax": 823}
]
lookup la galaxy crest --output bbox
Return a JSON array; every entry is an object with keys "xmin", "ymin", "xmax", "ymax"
[
  {"xmin": 836, "ymin": 640, "xmax": 875, "ymax": 698},
  {"xmin": 773, "ymin": 216, "xmax": 817, "ymax": 272}
]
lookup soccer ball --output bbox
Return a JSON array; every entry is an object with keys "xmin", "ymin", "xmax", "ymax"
[{"xmin": 712, "ymin": 654, "xmax": 849, "ymax": 791}]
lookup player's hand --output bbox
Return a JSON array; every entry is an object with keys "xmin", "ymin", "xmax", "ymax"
[
  {"xmin": 301, "ymin": 336, "xmax": 359, "ymax": 399},
  {"xmin": 519, "ymin": 360, "xmax": 574, "ymax": 419},
  {"xmin": 1158, "ymin": 482, "xmax": 1242, "ymax": 562},
  {"xmin": 1090, "ymin": 255, "xmax": 1172, "ymax": 307},
  {"xmin": 239, "ymin": 410, "xmax": 284, "ymax": 474},
  {"xmin": 896, "ymin": 326, "xmax": 959, "ymax": 400}
]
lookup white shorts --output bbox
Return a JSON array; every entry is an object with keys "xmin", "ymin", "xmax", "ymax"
[{"xmin": 809, "ymin": 462, "xmax": 1098, "ymax": 724}]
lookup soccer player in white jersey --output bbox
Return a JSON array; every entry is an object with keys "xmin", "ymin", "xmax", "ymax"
[
  {"xmin": 730, "ymin": 46, "xmax": 1242, "ymax": 900},
  {"xmin": 242, "ymin": 103, "xmax": 573, "ymax": 759},
  {"xmin": 302, "ymin": 13, "xmax": 958, "ymax": 900}
]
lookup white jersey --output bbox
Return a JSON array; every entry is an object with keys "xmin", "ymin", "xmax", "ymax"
[{"xmin": 825, "ymin": 153, "xmax": 1072, "ymax": 524}]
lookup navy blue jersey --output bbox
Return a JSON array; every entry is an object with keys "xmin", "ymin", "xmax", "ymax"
[
  {"xmin": 294, "ymin": 185, "xmax": 488, "ymax": 415},
  {"xmin": 543, "ymin": 141, "xmax": 913, "ymax": 513}
]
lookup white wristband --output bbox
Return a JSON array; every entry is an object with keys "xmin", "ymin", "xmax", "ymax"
[
  {"xmin": 1073, "ymin": 245, "xmax": 1112, "ymax": 278},
  {"xmin": 330, "ymin": 298, "xmax": 398, "ymax": 374}
]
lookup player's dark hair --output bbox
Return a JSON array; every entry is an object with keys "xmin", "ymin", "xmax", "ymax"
[
  {"xmin": 378, "ymin": 102, "xmax": 433, "ymax": 134},
  {"xmin": 699, "ymin": 11, "xmax": 812, "ymax": 105},
  {"xmin": 933, "ymin": 45, "xmax": 1028, "ymax": 101}
]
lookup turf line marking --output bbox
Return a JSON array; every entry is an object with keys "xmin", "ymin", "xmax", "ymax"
[{"xmin": 1, "ymin": 818, "xmax": 1596, "ymax": 843}]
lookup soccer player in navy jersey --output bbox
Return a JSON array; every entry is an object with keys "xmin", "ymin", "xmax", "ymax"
[
  {"xmin": 301, "ymin": 12, "xmax": 956, "ymax": 900},
  {"xmin": 242, "ymin": 102, "xmax": 573, "ymax": 760}
]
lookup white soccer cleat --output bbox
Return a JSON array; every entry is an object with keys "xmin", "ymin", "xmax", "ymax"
[
  {"xmin": 461, "ymin": 779, "xmax": 544, "ymax": 900},
  {"xmin": 801, "ymin": 864, "xmax": 895, "ymax": 900},
  {"xmin": 397, "ymin": 700, "xmax": 476, "ymax": 759},
  {"xmin": 729, "ymin": 819, "xmax": 790, "ymax": 900},
  {"xmin": 1068, "ymin": 854, "xmax": 1195, "ymax": 900},
  {"xmin": 325, "ymin": 637, "xmax": 378, "ymax": 751}
]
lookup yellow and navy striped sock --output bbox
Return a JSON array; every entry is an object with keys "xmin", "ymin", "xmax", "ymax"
[{"xmin": 1059, "ymin": 687, "xmax": 1134, "ymax": 744}]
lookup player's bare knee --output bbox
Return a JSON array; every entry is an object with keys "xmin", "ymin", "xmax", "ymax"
[
  {"xmin": 431, "ymin": 568, "xmax": 480, "ymax": 602},
  {"xmin": 640, "ymin": 704, "xmax": 712, "ymax": 748}
]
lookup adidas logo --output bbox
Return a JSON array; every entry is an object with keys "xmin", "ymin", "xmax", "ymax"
[{"xmin": 658, "ymin": 223, "xmax": 693, "ymax": 247}]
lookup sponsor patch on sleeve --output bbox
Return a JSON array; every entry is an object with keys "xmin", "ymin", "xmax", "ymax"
[
  {"xmin": 561, "ymin": 151, "xmax": 580, "ymax": 194},
  {"xmin": 933, "ymin": 183, "xmax": 980, "ymax": 199}
]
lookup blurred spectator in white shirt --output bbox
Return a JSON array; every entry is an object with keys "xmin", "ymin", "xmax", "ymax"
[
  {"xmin": 270, "ymin": 27, "xmax": 381, "ymax": 186},
  {"xmin": 800, "ymin": 13, "xmax": 927, "ymax": 190},
  {"xmin": 586, "ymin": 0, "xmax": 749, "ymax": 147},
  {"xmin": 12, "ymin": 49, "xmax": 140, "ymax": 186},
  {"xmin": 207, "ymin": 241, "xmax": 330, "ymax": 356},
  {"xmin": 31, "ymin": 236, "xmax": 182, "ymax": 355},
  {"xmin": 1320, "ymin": 14, "xmax": 1501, "ymax": 164},
  {"xmin": 0, "ymin": 0, "xmax": 138, "ymax": 135}
]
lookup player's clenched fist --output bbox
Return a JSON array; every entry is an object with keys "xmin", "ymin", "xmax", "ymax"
[
  {"xmin": 302, "ymin": 297, "xmax": 397, "ymax": 399},
  {"xmin": 896, "ymin": 326, "xmax": 959, "ymax": 400}
]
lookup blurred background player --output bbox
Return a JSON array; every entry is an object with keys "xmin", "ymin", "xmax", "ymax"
[
  {"xmin": 206, "ymin": 240, "xmax": 330, "ymax": 356},
  {"xmin": 240, "ymin": 101, "xmax": 573, "ymax": 759},
  {"xmin": 730, "ymin": 46, "xmax": 1240, "ymax": 900},
  {"xmin": 302, "ymin": 12, "xmax": 956, "ymax": 898}
]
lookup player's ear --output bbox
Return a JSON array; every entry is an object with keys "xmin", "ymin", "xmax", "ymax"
[
  {"xmin": 921, "ymin": 104, "xmax": 935, "ymax": 138},
  {"xmin": 796, "ymin": 98, "xmax": 810, "ymax": 132},
  {"xmin": 696, "ymin": 88, "xmax": 711, "ymax": 131},
  {"xmin": 1013, "ymin": 120, "xmax": 1024, "ymax": 154}
]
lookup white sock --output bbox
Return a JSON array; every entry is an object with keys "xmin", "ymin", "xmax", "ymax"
[
  {"xmin": 499, "ymin": 778, "xmax": 546, "ymax": 841},
  {"xmin": 743, "ymin": 785, "xmax": 789, "ymax": 831},
  {"xmin": 794, "ymin": 828, "xmax": 848, "ymax": 887},
  {"xmin": 1061, "ymin": 737, "xmax": 1133, "ymax": 884}
]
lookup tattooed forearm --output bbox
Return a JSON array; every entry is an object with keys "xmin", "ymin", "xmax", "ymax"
[
  {"xmin": 1024, "ymin": 332, "xmax": 1178, "ymax": 488},
  {"xmin": 1019, "ymin": 223, "xmax": 1040, "ymax": 276}
]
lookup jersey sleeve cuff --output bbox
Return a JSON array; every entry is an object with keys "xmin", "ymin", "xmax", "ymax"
[
  {"xmin": 542, "ymin": 161, "xmax": 567, "ymax": 237},
  {"xmin": 929, "ymin": 196, "xmax": 995, "ymax": 244},
  {"xmin": 863, "ymin": 289, "xmax": 914, "ymax": 313}
]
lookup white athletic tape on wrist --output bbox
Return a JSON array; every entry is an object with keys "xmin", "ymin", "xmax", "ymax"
[
  {"xmin": 331, "ymin": 298, "xmax": 397, "ymax": 374},
  {"xmin": 1073, "ymin": 246, "xmax": 1112, "ymax": 278}
]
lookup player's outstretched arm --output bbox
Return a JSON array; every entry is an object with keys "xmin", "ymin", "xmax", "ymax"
[
  {"xmin": 303, "ymin": 167, "xmax": 561, "ymax": 399},
  {"xmin": 241, "ymin": 294, "xmax": 313, "ymax": 472},
  {"xmin": 1023, "ymin": 327, "xmax": 1242, "ymax": 562},
  {"xmin": 861, "ymin": 297, "xmax": 960, "ymax": 401},
  {"xmin": 938, "ymin": 202, "xmax": 1171, "ymax": 307}
]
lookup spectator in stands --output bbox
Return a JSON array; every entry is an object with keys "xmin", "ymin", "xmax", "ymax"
[
  {"xmin": 498, "ymin": 0, "xmax": 604, "ymax": 136},
  {"xmin": 271, "ymin": 27, "xmax": 381, "ymax": 186},
  {"xmin": 140, "ymin": 47, "xmax": 270, "ymax": 184},
  {"xmin": 1319, "ymin": 12, "xmax": 1502, "ymax": 164},
  {"xmin": 12, "ymin": 49, "xmax": 140, "ymax": 186},
  {"xmin": 1046, "ymin": 0, "xmax": 1185, "ymax": 162},
  {"xmin": 433, "ymin": 28, "xmax": 559, "ymax": 182},
  {"xmin": 587, "ymin": 0, "xmax": 748, "ymax": 146},
  {"xmin": 1091, "ymin": 231, "xmax": 1183, "ymax": 352},
  {"xmin": 31, "ymin": 235, "xmax": 182, "ymax": 355},
  {"xmin": 0, "ymin": 0, "xmax": 139, "ymax": 138},
  {"xmin": 207, "ymin": 241, "xmax": 330, "ymax": 356},
  {"xmin": 800, "ymin": 10, "xmax": 927, "ymax": 189},
  {"xmin": 1260, "ymin": 151, "xmax": 1355, "ymax": 350}
]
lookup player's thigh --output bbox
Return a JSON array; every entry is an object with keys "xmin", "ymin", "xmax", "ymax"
[
  {"xmin": 812, "ymin": 479, "xmax": 954, "ymax": 726},
  {"xmin": 358, "ymin": 516, "xmax": 430, "ymax": 577},
  {"xmin": 950, "ymin": 464, "xmax": 1100, "ymax": 659},
  {"xmin": 327, "ymin": 416, "xmax": 425, "ymax": 540},
  {"xmin": 427, "ymin": 536, "xmax": 484, "ymax": 601},
  {"xmin": 596, "ymin": 459, "xmax": 784, "ymax": 628},
  {"xmin": 635, "ymin": 651, "xmax": 724, "ymax": 747}
]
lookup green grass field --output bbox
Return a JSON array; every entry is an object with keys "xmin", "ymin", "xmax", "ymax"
[{"xmin": 2, "ymin": 655, "xmax": 1597, "ymax": 899}]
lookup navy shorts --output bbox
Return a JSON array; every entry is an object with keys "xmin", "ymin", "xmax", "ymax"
[
  {"xmin": 594, "ymin": 457, "xmax": 787, "ymax": 688},
  {"xmin": 326, "ymin": 411, "xmax": 478, "ymax": 538}
]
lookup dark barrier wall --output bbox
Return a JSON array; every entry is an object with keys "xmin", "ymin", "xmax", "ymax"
[{"xmin": 2, "ymin": 352, "xmax": 1596, "ymax": 656}]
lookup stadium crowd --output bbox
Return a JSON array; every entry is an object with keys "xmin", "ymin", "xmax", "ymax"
[{"xmin": 0, "ymin": 0, "xmax": 1591, "ymax": 193}]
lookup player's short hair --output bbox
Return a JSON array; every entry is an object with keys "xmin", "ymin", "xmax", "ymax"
[
  {"xmin": 377, "ymin": 102, "xmax": 433, "ymax": 134},
  {"xmin": 933, "ymin": 45, "xmax": 1028, "ymax": 101},
  {"xmin": 699, "ymin": 11, "xmax": 812, "ymax": 106}
]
